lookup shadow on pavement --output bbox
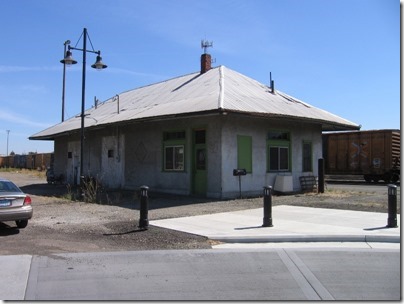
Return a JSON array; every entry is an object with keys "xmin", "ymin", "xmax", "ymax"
[
  {"xmin": 20, "ymin": 183, "xmax": 68, "ymax": 197},
  {"xmin": 363, "ymin": 226, "xmax": 395, "ymax": 231},
  {"xmin": 0, "ymin": 222, "xmax": 20, "ymax": 236},
  {"xmin": 234, "ymin": 225, "xmax": 264, "ymax": 230},
  {"xmin": 103, "ymin": 227, "xmax": 148, "ymax": 236},
  {"xmin": 19, "ymin": 183, "xmax": 241, "ymax": 211}
]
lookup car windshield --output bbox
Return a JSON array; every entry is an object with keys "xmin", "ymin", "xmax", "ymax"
[{"xmin": 0, "ymin": 180, "xmax": 22, "ymax": 193}]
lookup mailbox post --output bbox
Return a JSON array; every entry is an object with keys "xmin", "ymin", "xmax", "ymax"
[{"xmin": 233, "ymin": 169, "xmax": 247, "ymax": 198}]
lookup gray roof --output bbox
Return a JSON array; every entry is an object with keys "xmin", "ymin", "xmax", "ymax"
[{"xmin": 30, "ymin": 65, "xmax": 359, "ymax": 140}]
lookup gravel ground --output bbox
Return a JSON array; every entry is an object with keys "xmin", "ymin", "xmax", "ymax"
[{"xmin": 0, "ymin": 171, "xmax": 400, "ymax": 255}]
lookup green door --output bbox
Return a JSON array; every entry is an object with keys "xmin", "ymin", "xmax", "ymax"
[{"xmin": 193, "ymin": 129, "xmax": 207, "ymax": 196}]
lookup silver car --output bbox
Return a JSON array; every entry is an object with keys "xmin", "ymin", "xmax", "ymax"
[{"xmin": 0, "ymin": 178, "xmax": 33, "ymax": 228}]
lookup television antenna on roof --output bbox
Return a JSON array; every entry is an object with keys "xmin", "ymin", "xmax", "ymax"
[{"xmin": 201, "ymin": 40, "xmax": 213, "ymax": 54}]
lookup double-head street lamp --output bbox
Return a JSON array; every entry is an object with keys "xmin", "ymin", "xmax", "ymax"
[
  {"xmin": 60, "ymin": 28, "xmax": 107, "ymax": 183},
  {"xmin": 61, "ymin": 39, "xmax": 75, "ymax": 122}
]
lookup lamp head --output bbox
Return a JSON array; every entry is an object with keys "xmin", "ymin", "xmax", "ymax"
[
  {"xmin": 60, "ymin": 50, "xmax": 77, "ymax": 65},
  {"xmin": 91, "ymin": 54, "xmax": 107, "ymax": 70}
]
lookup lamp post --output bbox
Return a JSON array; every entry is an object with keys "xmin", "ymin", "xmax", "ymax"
[
  {"xmin": 60, "ymin": 28, "xmax": 107, "ymax": 183},
  {"xmin": 61, "ymin": 40, "xmax": 76, "ymax": 122}
]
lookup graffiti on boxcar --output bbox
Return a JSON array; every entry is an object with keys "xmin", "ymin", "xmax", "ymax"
[{"xmin": 350, "ymin": 142, "xmax": 368, "ymax": 169}]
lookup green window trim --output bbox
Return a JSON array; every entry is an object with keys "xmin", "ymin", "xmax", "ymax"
[
  {"xmin": 237, "ymin": 135, "xmax": 252, "ymax": 173},
  {"xmin": 162, "ymin": 131, "xmax": 186, "ymax": 172},
  {"xmin": 267, "ymin": 131, "xmax": 291, "ymax": 172}
]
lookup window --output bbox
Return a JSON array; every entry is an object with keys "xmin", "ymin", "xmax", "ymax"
[
  {"xmin": 269, "ymin": 147, "xmax": 289, "ymax": 171},
  {"xmin": 163, "ymin": 131, "xmax": 186, "ymax": 171},
  {"xmin": 302, "ymin": 141, "xmax": 312, "ymax": 172},
  {"xmin": 164, "ymin": 146, "xmax": 184, "ymax": 171},
  {"xmin": 196, "ymin": 148, "xmax": 206, "ymax": 170},
  {"xmin": 268, "ymin": 131, "xmax": 290, "ymax": 140},
  {"xmin": 108, "ymin": 149, "xmax": 114, "ymax": 158},
  {"xmin": 267, "ymin": 131, "xmax": 291, "ymax": 172},
  {"xmin": 237, "ymin": 135, "xmax": 252, "ymax": 173},
  {"xmin": 163, "ymin": 131, "xmax": 185, "ymax": 141},
  {"xmin": 194, "ymin": 130, "xmax": 206, "ymax": 144},
  {"xmin": 67, "ymin": 152, "xmax": 72, "ymax": 159}
]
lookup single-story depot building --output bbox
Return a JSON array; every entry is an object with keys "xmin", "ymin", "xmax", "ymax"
[{"xmin": 30, "ymin": 54, "xmax": 360, "ymax": 198}]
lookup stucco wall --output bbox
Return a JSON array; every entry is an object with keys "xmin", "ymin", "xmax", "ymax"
[
  {"xmin": 123, "ymin": 116, "xmax": 223, "ymax": 196},
  {"xmin": 53, "ymin": 136, "xmax": 80, "ymax": 185},
  {"xmin": 220, "ymin": 115, "xmax": 322, "ymax": 198},
  {"xmin": 124, "ymin": 119, "xmax": 189, "ymax": 194},
  {"xmin": 53, "ymin": 114, "xmax": 322, "ymax": 198},
  {"xmin": 100, "ymin": 133, "xmax": 124, "ymax": 188},
  {"xmin": 205, "ymin": 117, "xmax": 222, "ymax": 198}
]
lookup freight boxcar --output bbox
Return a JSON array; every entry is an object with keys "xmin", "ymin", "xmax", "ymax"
[{"xmin": 323, "ymin": 129, "xmax": 400, "ymax": 183}]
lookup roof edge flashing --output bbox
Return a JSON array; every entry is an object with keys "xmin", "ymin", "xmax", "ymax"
[{"xmin": 218, "ymin": 66, "xmax": 224, "ymax": 109}]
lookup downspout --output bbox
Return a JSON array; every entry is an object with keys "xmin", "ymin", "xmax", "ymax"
[
  {"xmin": 116, "ymin": 125, "xmax": 123, "ymax": 188},
  {"xmin": 218, "ymin": 65, "xmax": 225, "ymax": 198}
]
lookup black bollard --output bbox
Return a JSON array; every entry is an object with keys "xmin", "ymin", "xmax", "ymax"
[
  {"xmin": 263, "ymin": 186, "xmax": 273, "ymax": 227},
  {"xmin": 387, "ymin": 184, "xmax": 398, "ymax": 228},
  {"xmin": 138, "ymin": 185, "xmax": 149, "ymax": 230}
]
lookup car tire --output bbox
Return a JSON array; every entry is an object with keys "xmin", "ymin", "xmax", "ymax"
[{"xmin": 16, "ymin": 219, "xmax": 28, "ymax": 229}]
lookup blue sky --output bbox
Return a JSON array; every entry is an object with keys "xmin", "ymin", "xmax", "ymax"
[{"xmin": 0, "ymin": 0, "xmax": 400, "ymax": 155}]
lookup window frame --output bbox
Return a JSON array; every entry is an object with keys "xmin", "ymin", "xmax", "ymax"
[
  {"xmin": 267, "ymin": 131, "xmax": 291, "ymax": 172},
  {"xmin": 164, "ymin": 145, "xmax": 185, "ymax": 171},
  {"xmin": 162, "ymin": 130, "xmax": 186, "ymax": 172}
]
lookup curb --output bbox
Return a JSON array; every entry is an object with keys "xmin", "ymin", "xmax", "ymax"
[{"xmin": 209, "ymin": 234, "xmax": 401, "ymax": 244}]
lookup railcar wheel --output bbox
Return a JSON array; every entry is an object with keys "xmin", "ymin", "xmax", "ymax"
[
  {"xmin": 364, "ymin": 175, "xmax": 372, "ymax": 183},
  {"xmin": 391, "ymin": 174, "xmax": 400, "ymax": 183}
]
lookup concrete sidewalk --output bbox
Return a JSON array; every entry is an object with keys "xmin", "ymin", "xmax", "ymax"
[
  {"xmin": 151, "ymin": 205, "xmax": 401, "ymax": 244},
  {"xmin": 0, "ymin": 255, "xmax": 32, "ymax": 300}
]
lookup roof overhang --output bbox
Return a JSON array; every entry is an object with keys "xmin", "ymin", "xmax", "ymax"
[
  {"xmin": 218, "ymin": 110, "xmax": 360, "ymax": 131},
  {"xmin": 29, "ymin": 108, "xmax": 359, "ymax": 142}
]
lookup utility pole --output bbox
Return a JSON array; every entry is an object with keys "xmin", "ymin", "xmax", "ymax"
[{"xmin": 6, "ymin": 130, "xmax": 10, "ymax": 156}]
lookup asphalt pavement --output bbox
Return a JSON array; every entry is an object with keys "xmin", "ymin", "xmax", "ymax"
[
  {"xmin": 2, "ymin": 248, "xmax": 400, "ymax": 301},
  {"xmin": 0, "ymin": 205, "xmax": 401, "ymax": 300}
]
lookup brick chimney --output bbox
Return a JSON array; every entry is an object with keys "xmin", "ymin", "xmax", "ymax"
[{"xmin": 201, "ymin": 53, "xmax": 211, "ymax": 74}]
